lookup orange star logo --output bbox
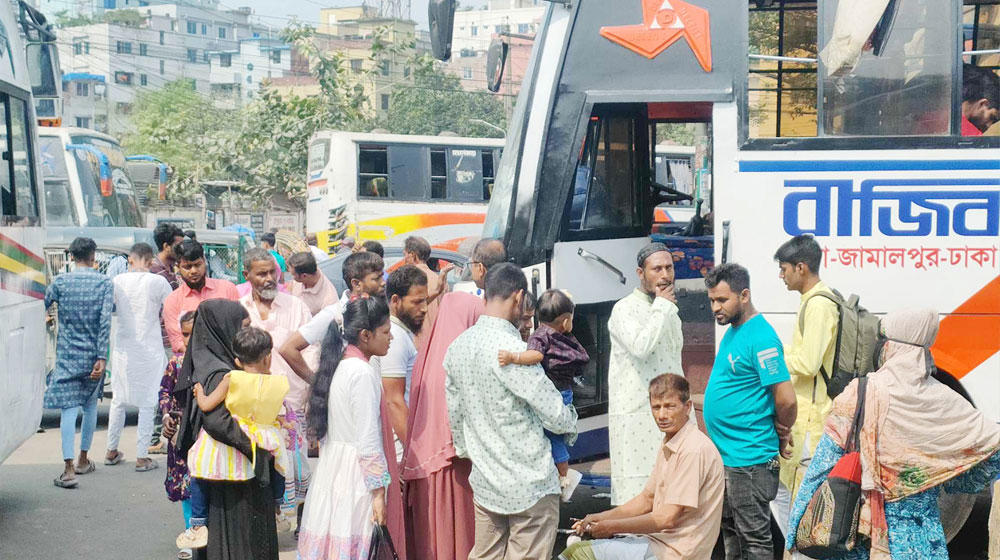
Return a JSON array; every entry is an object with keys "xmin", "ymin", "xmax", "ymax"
[{"xmin": 600, "ymin": 0, "xmax": 712, "ymax": 72}]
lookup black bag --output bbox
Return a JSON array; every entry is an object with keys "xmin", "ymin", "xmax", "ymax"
[
  {"xmin": 794, "ymin": 377, "xmax": 869, "ymax": 558},
  {"xmin": 367, "ymin": 524, "xmax": 399, "ymax": 560}
]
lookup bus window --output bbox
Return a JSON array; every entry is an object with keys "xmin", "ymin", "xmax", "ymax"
[
  {"xmin": 430, "ymin": 148, "xmax": 447, "ymax": 199},
  {"xmin": 69, "ymin": 135, "xmax": 143, "ymax": 227},
  {"xmin": 387, "ymin": 145, "xmax": 429, "ymax": 199},
  {"xmin": 358, "ymin": 144, "xmax": 388, "ymax": 197},
  {"xmin": 482, "ymin": 150, "xmax": 496, "ymax": 201},
  {"xmin": 964, "ymin": 3, "xmax": 1000, "ymax": 135},
  {"xmin": 0, "ymin": 94, "xmax": 39, "ymax": 223},
  {"xmin": 39, "ymin": 137, "xmax": 75, "ymax": 225},
  {"xmin": 308, "ymin": 138, "xmax": 329, "ymax": 174},
  {"xmin": 568, "ymin": 115, "xmax": 645, "ymax": 233},
  {"xmin": 448, "ymin": 148, "xmax": 483, "ymax": 202}
]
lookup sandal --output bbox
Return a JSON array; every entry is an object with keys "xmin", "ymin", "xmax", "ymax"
[
  {"xmin": 53, "ymin": 473, "xmax": 78, "ymax": 488},
  {"xmin": 74, "ymin": 460, "xmax": 96, "ymax": 475},
  {"xmin": 177, "ymin": 548, "xmax": 193, "ymax": 560},
  {"xmin": 135, "ymin": 459, "xmax": 159, "ymax": 472},
  {"xmin": 104, "ymin": 451, "xmax": 124, "ymax": 466}
]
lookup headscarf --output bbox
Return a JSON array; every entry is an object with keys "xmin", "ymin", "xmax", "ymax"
[
  {"xmin": 401, "ymin": 291, "xmax": 484, "ymax": 481},
  {"xmin": 826, "ymin": 309, "xmax": 1000, "ymax": 558}
]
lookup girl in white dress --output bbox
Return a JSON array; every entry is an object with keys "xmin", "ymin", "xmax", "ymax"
[{"xmin": 297, "ymin": 296, "xmax": 393, "ymax": 560}]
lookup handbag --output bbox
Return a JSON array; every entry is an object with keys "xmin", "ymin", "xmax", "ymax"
[
  {"xmin": 367, "ymin": 524, "xmax": 399, "ymax": 560},
  {"xmin": 795, "ymin": 377, "xmax": 869, "ymax": 558}
]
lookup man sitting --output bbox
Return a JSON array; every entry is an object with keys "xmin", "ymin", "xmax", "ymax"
[{"xmin": 561, "ymin": 374, "xmax": 724, "ymax": 560}]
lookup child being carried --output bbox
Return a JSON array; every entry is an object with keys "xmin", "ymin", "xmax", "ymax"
[{"xmin": 499, "ymin": 289, "xmax": 589, "ymax": 502}]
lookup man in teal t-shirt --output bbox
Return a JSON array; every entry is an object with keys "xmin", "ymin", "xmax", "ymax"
[{"xmin": 703, "ymin": 263, "xmax": 797, "ymax": 560}]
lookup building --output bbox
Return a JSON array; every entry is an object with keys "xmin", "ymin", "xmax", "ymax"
[
  {"xmin": 452, "ymin": 0, "xmax": 545, "ymax": 54},
  {"xmin": 61, "ymin": 72, "xmax": 108, "ymax": 130},
  {"xmin": 207, "ymin": 37, "xmax": 292, "ymax": 106}
]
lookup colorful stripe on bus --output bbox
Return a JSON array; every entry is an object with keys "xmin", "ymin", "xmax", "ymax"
[
  {"xmin": 0, "ymin": 233, "xmax": 46, "ymax": 299},
  {"xmin": 350, "ymin": 212, "xmax": 487, "ymax": 241},
  {"xmin": 931, "ymin": 276, "xmax": 1000, "ymax": 380}
]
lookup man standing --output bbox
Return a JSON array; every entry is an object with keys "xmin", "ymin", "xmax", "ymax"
[
  {"xmin": 375, "ymin": 265, "xmax": 428, "ymax": 458},
  {"xmin": 305, "ymin": 233, "xmax": 330, "ymax": 262},
  {"xmin": 260, "ymin": 232, "xmax": 286, "ymax": 272},
  {"xmin": 445, "ymin": 263, "xmax": 578, "ymax": 560},
  {"xmin": 402, "ymin": 238, "xmax": 506, "ymax": 560},
  {"xmin": 703, "ymin": 263, "xmax": 797, "ymax": 560},
  {"xmin": 162, "ymin": 240, "xmax": 240, "ymax": 353},
  {"xmin": 287, "ymin": 252, "xmax": 338, "ymax": 316},
  {"xmin": 147, "ymin": 222, "xmax": 184, "ymax": 454},
  {"xmin": 607, "ymin": 243, "xmax": 684, "ymax": 505},
  {"xmin": 403, "ymin": 236, "xmax": 450, "ymax": 343},
  {"xmin": 564, "ymin": 374, "xmax": 724, "ymax": 560},
  {"xmin": 44, "ymin": 237, "xmax": 114, "ymax": 488},
  {"xmin": 105, "ymin": 243, "xmax": 172, "ymax": 471},
  {"xmin": 772, "ymin": 234, "xmax": 839, "ymax": 539}
]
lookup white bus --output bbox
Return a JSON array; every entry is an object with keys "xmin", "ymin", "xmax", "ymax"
[
  {"xmin": 306, "ymin": 130, "xmax": 504, "ymax": 254},
  {"xmin": 1, "ymin": 0, "xmax": 62, "ymax": 464},
  {"xmin": 431, "ymin": 0, "xmax": 1000, "ymax": 533}
]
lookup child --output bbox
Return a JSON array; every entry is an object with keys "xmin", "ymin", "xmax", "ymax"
[
  {"xmin": 185, "ymin": 327, "xmax": 292, "ymax": 546},
  {"xmin": 499, "ymin": 289, "xmax": 589, "ymax": 501},
  {"xmin": 162, "ymin": 312, "xmax": 202, "ymax": 559}
]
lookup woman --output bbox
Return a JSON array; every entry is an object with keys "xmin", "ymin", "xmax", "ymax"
[
  {"xmin": 787, "ymin": 309, "xmax": 1000, "ymax": 559},
  {"xmin": 297, "ymin": 297, "xmax": 396, "ymax": 559},
  {"xmin": 172, "ymin": 299, "xmax": 278, "ymax": 560}
]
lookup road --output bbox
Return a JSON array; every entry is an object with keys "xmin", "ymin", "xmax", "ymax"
[{"xmin": 1, "ymin": 404, "xmax": 992, "ymax": 559}]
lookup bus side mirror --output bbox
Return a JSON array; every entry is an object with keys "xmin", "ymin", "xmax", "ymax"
[
  {"xmin": 486, "ymin": 39, "xmax": 509, "ymax": 93},
  {"xmin": 67, "ymin": 144, "xmax": 113, "ymax": 197},
  {"xmin": 429, "ymin": 0, "xmax": 456, "ymax": 61},
  {"xmin": 25, "ymin": 42, "xmax": 60, "ymax": 98}
]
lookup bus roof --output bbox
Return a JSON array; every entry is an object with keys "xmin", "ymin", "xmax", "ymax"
[
  {"xmin": 311, "ymin": 129, "xmax": 506, "ymax": 148},
  {"xmin": 38, "ymin": 126, "xmax": 123, "ymax": 145}
]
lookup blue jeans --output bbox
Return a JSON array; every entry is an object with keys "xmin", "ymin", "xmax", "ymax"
[
  {"xmin": 721, "ymin": 457, "xmax": 780, "ymax": 560},
  {"xmin": 545, "ymin": 389, "xmax": 574, "ymax": 464},
  {"xmin": 189, "ymin": 478, "xmax": 208, "ymax": 528},
  {"xmin": 60, "ymin": 386, "xmax": 100, "ymax": 461}
]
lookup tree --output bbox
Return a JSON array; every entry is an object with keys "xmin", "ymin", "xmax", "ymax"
[
  {"xmin": 378, "ymin": 55, "xmax": 507, "ymax": 138},
  {"xmin": 52, "ymin": 9, "xmax": 145, "ymax": 28}
]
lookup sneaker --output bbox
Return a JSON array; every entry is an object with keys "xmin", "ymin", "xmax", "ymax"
[
  {"xmin": 560, "ymin": 468, "xmax": 583, "ymax": 502},
  {"xmin": 276, "ymin": 513, "xmax": 292, "ymax": 532},
  {"xmin": 176, "ymin": 526, "xmax": 208, "ymax": 549}
]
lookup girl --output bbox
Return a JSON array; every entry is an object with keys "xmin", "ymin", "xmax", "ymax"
[{"xmin": 298, "ymin": 297, "xmax": 400, "ymax": 559}]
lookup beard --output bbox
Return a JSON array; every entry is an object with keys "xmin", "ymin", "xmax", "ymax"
[
  {"xmin": 256, "ymin": 287, "xmax": 278, "ymax": 300},
  {"xmin": 715, "ymin": 307, "xmax": 743, "ymax": 326},
  {"xmin": 399, "ymin": 312, "xmax": 424, "ymax": 334}
]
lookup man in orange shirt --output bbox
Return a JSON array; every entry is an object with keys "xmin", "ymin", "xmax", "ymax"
[{"xmin": 161, "ymin": 240, "xmax": 240, "ymax": 354}]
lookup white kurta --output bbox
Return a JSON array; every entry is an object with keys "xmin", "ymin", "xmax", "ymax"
[
  {"xmin": 607, "ymin": 289, "xmax": 684, "ymax": 505},
  {"xmin": 110, "ymin": 272, "xmax": 172, "ymax": 408}
]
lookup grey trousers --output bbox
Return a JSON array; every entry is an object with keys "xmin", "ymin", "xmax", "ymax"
[{"xmin": 721, "ymin": 457, "xmax": 780, "ymax": 560}]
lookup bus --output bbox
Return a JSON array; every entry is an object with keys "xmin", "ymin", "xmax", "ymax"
[
  {"xmin": 431, "ymin": 0, "xmax": 1000, "ymax": 536},
  {"xmin": 1, "ymin": 0, "xmax": 62, "ymax": 465},
  {"xmin": 306, "ymin": 130, "xmax": 504, "ymax": 254}
]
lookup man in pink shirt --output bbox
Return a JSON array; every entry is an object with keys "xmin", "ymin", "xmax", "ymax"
[
  {"xmin": 161, "ymin": 240, "xmax": 240, "ymax": 353},
  {"xmin": 287, "ymin": 252, "xmax": 338, "ymax": 316}
]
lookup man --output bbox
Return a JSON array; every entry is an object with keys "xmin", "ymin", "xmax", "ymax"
[
  {"xmin": 402, "ymin": 238, "xmax": 507, "ymax": 560},
  {"xmin": 105, "ymin": 243, "xmax": 172, "ymax": 471},
  {"xmin": 361, "ymin": 239, "xmax": 384, "ymax": 257},
  {"xmin": 445, "ymin": 262, "xmax": 578, "ymax": 560},
  {"xmin": 162, "ymin": 240, "xmax": 240, "ymax": 353},
  {"xmin": 962, "ymin": 64, "xmax": 1000, "ymax": 136},
  {"xmin": 607, "ymin": 243, "xmax": 684, "ymax": 505},
  {"xmin": 44, "ymin": 237, "xmax": 114, "ymax": 489},
  {"xmin": 147, "ymin": 222, "xmax": 184, "ymax": 453},
  {"xmin": 260, "ymin": 232, "xmax": 287, "ymax": 272},
  {"xmin": 305, "ymin": 232, "xmax": 330, "ymax": 262},
  {"xmin": 279, "ymin": 251, "xmax": 385, "ymax": 384},
  {"xmin": 563, "ymin": 374, "xmax": 724, "ymax": 560},
  {"xmin": 375, "ymin": 265, "xmax": 428, "ymax": 459},
  {"xmin": 703, "ymin": 263, "xmax": 797, "ymax": 560},
  {"xmin": 337, "ymin": 236, "xmax": 356, "ymax": 254},
  {"xmin": 772, "ymin": 234, "xmax": 839, "ymax": 539},
  {"xmin": 403, "ymin": 236, "xmax": 449, "ymax": 342},
  {"xmin": 287, "ymin": 252, "xmax": 338, "ymax": 316}
]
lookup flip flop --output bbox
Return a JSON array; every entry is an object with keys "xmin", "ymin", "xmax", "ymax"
[
  {"xmin": 53, "ymin": 473, "xmax": 78, "ymax": 488},
  {"xmin": 104, "ymin": 451, "xmax": 124, "ymax": 466},
  {"xmin": 74, "ymin": 461, "xmax": 96, "ymax": 475},
  {"xmin": 177, "ymin": 549, "xmax": 193, "ymax": 560},
  {"xmin": 135, "ymin": 459, "xmax": 159, "ymax": 472}
]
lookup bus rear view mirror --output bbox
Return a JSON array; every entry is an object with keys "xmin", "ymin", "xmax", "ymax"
[
  {"xmin": 429, "ymin": 0, "xmax": 456, "ymax": 61},
  {"xmin": 25, "ymin": 42, "xmax": 59, "ymax": 98},
  {"xmin": 486, "ymin": 39, "xmax": 509, "ymax": 93}
]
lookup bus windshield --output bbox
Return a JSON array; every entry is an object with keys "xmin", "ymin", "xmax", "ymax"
[{"xmin": 38, "ymin": 134, "xmax": 143, "ymax": 227}]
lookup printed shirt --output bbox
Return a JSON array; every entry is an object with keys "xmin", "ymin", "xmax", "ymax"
[
  {"xmin": 703, "ymin": 314, "xmax": 790, "ymax": 468},
  {"xmin": 643, "ymin": 421, "xmax": 725, "ymax": 560},
  {"xmin": 162, "ymin": 278, "xmax": 240, "ymax": 353},
  {"xmin": 444, "ymin": 315, "xmax": 578, "ymax": 515},
  {"xmin": 527, "ymin": 323, "xmax": 590, "ymax": 391}
]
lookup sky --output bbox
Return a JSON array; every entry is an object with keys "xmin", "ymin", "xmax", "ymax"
[{"xmin": 238, "ymin": 0, "xmax": 489, "ymax": 31}]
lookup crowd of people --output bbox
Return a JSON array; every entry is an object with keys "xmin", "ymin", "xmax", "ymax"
[{"xmin": 42, "ymin": 224, "xmax": 1000, "ymax": 560}]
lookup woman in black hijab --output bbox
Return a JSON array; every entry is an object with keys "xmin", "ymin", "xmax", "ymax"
[{"xmin": 173, "ymin": 299, "xmax": 278, "ymax": 560}]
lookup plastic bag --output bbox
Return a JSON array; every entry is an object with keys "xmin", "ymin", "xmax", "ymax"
[{"xmin": 367, "ymin": 524, "xmax": 399, "ymax": 560}]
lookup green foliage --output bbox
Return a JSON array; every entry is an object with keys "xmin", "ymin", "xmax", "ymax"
[
  {"xmin": 52, "ymin": 9, "xmax": 145, "ymax": 28},
  {"xmin": 378, "ymin": 54, "xmax": 507, "ymax": 138}
]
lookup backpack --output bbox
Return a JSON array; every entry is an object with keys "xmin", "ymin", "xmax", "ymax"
[
  {"xmin": 799, "ymin": 289, "xmax": 881, "ymax": 399},
  {"xmin": 795, "ymin": 377, "xmax": 869, "ymax": 557}
]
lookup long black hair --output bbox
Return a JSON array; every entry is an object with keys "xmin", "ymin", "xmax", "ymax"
[{"xmin": 308, "ymin": 296, "xmax": 391, "ymax": 440}]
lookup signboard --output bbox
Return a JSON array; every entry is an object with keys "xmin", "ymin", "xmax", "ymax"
[{"xmin": 250, "ymin": 214, "xmax": 265, "ymax": 234}]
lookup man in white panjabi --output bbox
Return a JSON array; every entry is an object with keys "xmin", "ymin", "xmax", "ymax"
[
  {"xmin": 105, "ymin": 242, "xmax": 173, "ymax": 471},
  {"xmin": 607, "ymin": 243, "xmax": 684, "ymax": 505}
]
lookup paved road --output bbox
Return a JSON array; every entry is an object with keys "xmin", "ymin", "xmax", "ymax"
[{"xmin": 1, "ymin": 405, "xmax": 991, "ymax": 559}]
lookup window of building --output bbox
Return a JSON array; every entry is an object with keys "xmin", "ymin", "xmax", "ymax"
[
  {"xmin": 471, "ymin": 27, "xmax": 478, "ymax": 36},
  {"xmin": 518, "ymin": 23, "xmax": 529, "ymax": 34},
  {"xmin": 220, "ymin": 54, "xmax": 232, "ymax": 68},
  {"xmin": 463, "ymin": 67, "xmax": 473, "ymax": 79},
  {"xmin": 187, "ymin": 48, "xmax": 198, "ymax": 63},
  {"xmin": 187, "ymin": 21, "xmax": 197, "ymax": 34},
  {"xmin": 114, "ymin": 71, "xmax": 133, "ymax": 85},
  {"xmin": 380, "ymin": 94, "xmax": 389, "ymax": 110},
  {"xmin": 116, "ymin": 102, "xmax": 133, "ymax": 115},
  {"xmin": 270, "ymin": 50, "xmax": 281, "ymax": 64},
  {"xmin": 85, "ymin": 42, "xmax": 90, "ymax": 54},
  {"xmin": 104, "ymin": 0, "xmax": 116, "ymax": 8},
  {"xmin": 171, "ymin": 21, "xmax": 176, "ymax": 32},
  {"xmin": 75, "ymin": 116, "xmax": 91, "ymax": 128},
  {"xmin": 160, "ymin": 59, "xmax": 165, "ymax": 74},
  {"xmin": 116, "ymin": 41, "xmax": 132, "ymax": 54},
  {"xmin": 219, "ymin": 27, "xmax": 227, "ymax": 39},
  {"xmin": 203, "ymin": 51, "xmax": 210, "ymax": 63},
  {"xmin": 159, "ymin": 30, "xmax": 165, "ymax": 45},
  {"xmin": 140, "ymin": 74, "xmax": 148, "ymax": 86},
  {"xmin": 350, "ymin": 59, "xmax": 363, "ymax": 73},
  {"xmin": 379, "ymin": 60, "xmax": 390, "ymax": 76},
  {"xmin": 75, "ymin": 82, "xmax": 89, "ymax": 96},
  {"xmin": 201, "ymin": 23, "xmax": 207, "ymax": 35},
  {"xmin": 73, "ymin": 40, "xmax": 84, "ymax": 55},
  {"xmin": 403, "ymin": 66, "xmax": 411, "ymax": 78}
]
